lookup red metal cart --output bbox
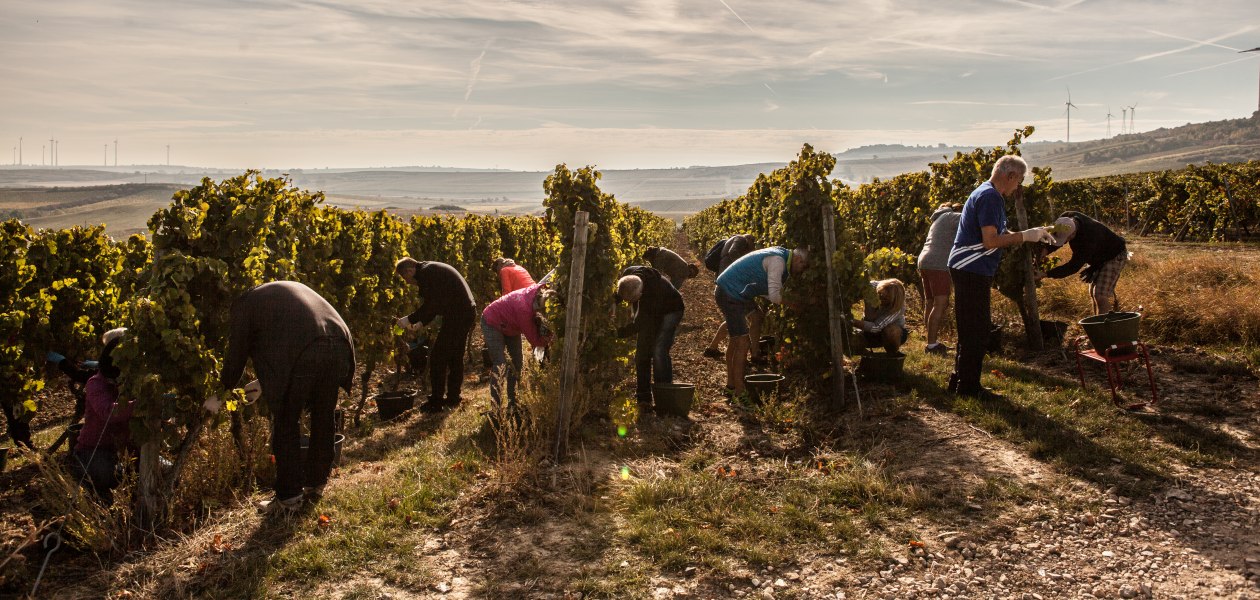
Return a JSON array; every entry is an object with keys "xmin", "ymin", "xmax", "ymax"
[{"xmin": 1072, "ymin": 336, "xmax": 1158, "ymax": 410}]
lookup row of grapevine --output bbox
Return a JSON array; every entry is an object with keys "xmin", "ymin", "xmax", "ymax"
[
  {"xmin": 0, "ymin": 223, "xmax": 148, "ymax": 448},
  {"xmin": 1051, "ymin": 161, "xmax": 1260, "ymax": 241},
  {"xmin": 542, "ymin": 165, "xmax": 676, "ymax": 428},
  {"xmin": 1, "ymin": 168, "xmax": 672, "ymax": 529}
]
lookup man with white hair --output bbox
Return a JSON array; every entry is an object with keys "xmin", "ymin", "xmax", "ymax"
[
  {"xmin": 713, "ymin": 246, "xmax": 808, "ymax": 397},
  {"xmin": 1037, "ymin": 211, "xmax": 1128, "ymax": 315},
  {"xmin": 616, "ymin": 265, "xmax": 685, "ymax": 410},
  {"xmin": 947, "ymin": 155, "xmax": 1055, "ymax": 398},
  {"xmin": 395, "ymin": 257, "xmax": 476, "ymax": 412}
]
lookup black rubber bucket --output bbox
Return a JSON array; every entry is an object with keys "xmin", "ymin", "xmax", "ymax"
[
  {"xmin": 744, "ymin": 374, "xmax": 785, "ymax": 404},
  {"xmin": 300, "ymin": 433, "xmax": 346, "ymax": 466},
  {"xmin": 0, "ymin": 447, "xmax": 9, "ymax": 472},
  {"xmin": 66, "ymin": 423, "xmax": 84, "ymax": 451},
  {"xmin": 375, "ymin": 390, "xmax": 416, "ymax": 421},
  {"xmin": 652, "ymin": 383, "xmax": 695, "ymax": 417},
  {"xmin": 758, "ymin": 336, "xmax": 778, "ymax": 361},
  {"xmin": 858, "ymin": 352, "xmax": 906, "ymax": 382}
]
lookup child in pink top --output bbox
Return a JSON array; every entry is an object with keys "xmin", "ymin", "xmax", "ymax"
[{"xmin": 493, "ymin": 257, "xmax": 536, "ymax": 295}]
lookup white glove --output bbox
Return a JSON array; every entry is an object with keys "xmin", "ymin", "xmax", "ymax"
[
  {"xmin": 396, "ymin": 316, "xmax": 414, "ymax": 331},
  {"xmin": 242, "ymin": 379, "xmax": 262, "ymax": 403},
  {"xmin": 203, "ymin": 395, "xmax": 222, "ymax": 414},
  {"xmin": 1020, "ymin": 228, "xmax": 1055, "ymax": 244}
]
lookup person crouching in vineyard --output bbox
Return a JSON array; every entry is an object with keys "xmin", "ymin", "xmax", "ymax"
[
  {"xmin": 645, "ymin": 246, "xmax": 700, "ymax": 290},
  {"xmin": 69, "ymin": 328, "xmax": 134, "ymax": 505},
  {"xmin": 493, "ymin": 257, "xmax": 535, "ymax": 296},
  {"xmin": 395, "ymin": 258, "xmax": 477, "ymax": 412},
  {"xmin": 480, "ymin": 282, "xmax": 553, "ymax": 413},
  {"xmin": 917, "ymin": 204, "xmax": 962, "ymax": 356},
  {"xmin": 947, "ymin": 156, "xmax": 1056, "ymax": 398},
  {"xmin": 1035, "ymin": 212, "xmax": 1129, "ymax": 315},
  {"xmin": 852, "ymin": 279, "xmax": 908, "ymax": 354},
  {"xmin": 713, "ymin": 247, "xmax": 808, "ymax": 398},
  {"xmin": 701, "ymin": 234, "xmax": 763, "ymax": 362},
  {"xmin": 212, "ymin": 281, "xmax": 356, "ymax": 515},
  {"xmin": 616, "ymin": 266, "xmax": 685, "ymax": 410}
]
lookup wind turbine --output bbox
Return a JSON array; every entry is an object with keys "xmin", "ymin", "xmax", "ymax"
[
  {"xmin": 1243, "ymin": 47, "xmax": 1260, "ymax": 113},
  {"xmin": 1106, "ymin": 107, "xmax": 1115, "ymax": 138},
  {"xmin": 1128, "ymin": 104, "xmax": 1138, "ymax": 135},
  {"xmin": 1064, "ymin": 89, "xmax": 1078, "ymax": 143}
]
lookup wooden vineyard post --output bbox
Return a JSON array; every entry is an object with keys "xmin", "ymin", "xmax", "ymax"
[
  {"xmin": 553, "ymin": 211, "xmax": 589, "ymax": 462},
  {"xmin": 1013, "ymin": 187, "xmax": 1044, "ymax": 351},
  {"xmin": 820, "ymin": 205, "xmax": 848, "ymax": 409}
]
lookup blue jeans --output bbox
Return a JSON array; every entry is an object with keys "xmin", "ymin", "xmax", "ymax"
[
  {"xmin": 635, "ymin": 310, "xmax": 683, "ymax": 404},
  {"xmin": 481, "ymin": 316, "xmax": 523, "ymax": 407}
]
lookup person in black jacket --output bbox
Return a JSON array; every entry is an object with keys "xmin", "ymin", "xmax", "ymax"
[
  {"xmin": 616, "ymin": 266, "xmax": 685, "ymax": 409},
  {"xmin": 1038, "ymin": 211, "xmax": 1129, "ymax": 314},
  {"xmin": 210, "ymin": 281, "xmax": 355, "ymax": 515},
  {"xmin": 395, "ymin": 258, "xmax": 476, "ymax": 411}
]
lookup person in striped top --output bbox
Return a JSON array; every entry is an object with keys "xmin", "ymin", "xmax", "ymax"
[{"xmin": 946, "ymin": 156, "xmax": 1055, "ymax": 398}]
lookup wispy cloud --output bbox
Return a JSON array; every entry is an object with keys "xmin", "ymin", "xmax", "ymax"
[
  {"xmin": 1163, "ymin": 54, "xmax": 1258, "ymax": 78},
  {"xmin": 715, "ymin": 0, "xmax": 756, "ymax": 34}
]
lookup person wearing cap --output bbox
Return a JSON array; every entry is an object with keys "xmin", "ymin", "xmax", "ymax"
[
  {"xmin": 395, "ymin": 258, "xmax": 476, "ymax": 411},
  {"xmin": 947, "ymin": 156, "xmax": 1056, "ymax": 398},
  {"xmin": 480, "ymin": 282, "xmax": 553, "ymax": 410},
  {"xmin": 702, "ymin": 234, "xmax": 762, "ymax": 361},
  {"xmin": 616, "ymin": 266, "xmax": 685, "ymax": 409},
  {"xmin": 210, "ymin": 281, "xmax": 356, "ymax": 514},
  {"xmin": 1037, "ymin": 211, "xmax": 1129, "ymax": 315},
  {"xmin": 644, "ymin": 246, "xmax": 700, "ymax": 290},
  {"xmin": 492, "ymin": 257, "xmax": 535, "ymax": 296},
  {"xmin": 917, "ymin": 204, "xmax": 963, "ymax": 356},
  {"xmin": 713, "ymin": 247, "xmax": 808, "ymax": 397},
  {"xmin": 69, "ymin": 327, "xmax": 134, "ymax": 504}
]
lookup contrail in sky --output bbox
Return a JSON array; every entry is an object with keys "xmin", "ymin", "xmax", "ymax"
[
  {"xmin": 455, "ymin": 39, "xmax": 493, "ymax": 119},
  {"xmin": 716, "ymin": 0, "xmax": 755, "ymax": 34}
]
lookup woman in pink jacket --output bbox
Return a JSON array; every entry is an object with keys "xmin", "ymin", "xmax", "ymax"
[{"xmin": 480, "ymin": 283, "xmax": 552, "ymax": 408}]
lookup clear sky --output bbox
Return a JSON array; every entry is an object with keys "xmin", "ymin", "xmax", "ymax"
[{"xmin": 3, "ymin": 0, "xmax": 1258, "ymax": 170}]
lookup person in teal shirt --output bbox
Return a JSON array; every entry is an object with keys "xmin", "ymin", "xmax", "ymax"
[{"xmin": 713, "ymin": 246, "xmax": 808, "ymax": 396}]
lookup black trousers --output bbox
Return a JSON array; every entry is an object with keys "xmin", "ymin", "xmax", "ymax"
[
  {"xmin": 950, "ymin": 267, "xmax": 993, "ymax": 395},
  {"xmin": 429, "ymin": 310, "xmax": 475, "ymax": 403},
  {"xmin": 271, "ymin": 337, "xmax": 353, "ymax": 500}
]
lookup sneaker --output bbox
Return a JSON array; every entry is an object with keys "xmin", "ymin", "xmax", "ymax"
[
  {"xmin": 702, "ymin": 348, "xmax": 723, "ymax": 359},
  {"xmin": 257, "ymin": 494, "xmax": 304, "ymax": 516},
  {"xmin": 303, "ymin": 485, "xmax": 326, "ymax": 501},
  {"xmin": 925, "ymin": 344, "xmax": 949, "ymax": 356}
]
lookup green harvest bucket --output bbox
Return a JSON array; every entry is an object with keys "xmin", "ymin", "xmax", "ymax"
[
  {"xmin": 652, "ymin": 383, "xmax": 695, "ymax": 417},
  {"xmin": 858, "ymin": 352, "xmax": 906, "ymax": 382},
  {"xmin": 1079, "ymin": 312, "xmax": 1141, "ymax": 350},
  {"xmin": 744, "ymin": 374, "xmax": 785, "ymax": 404}
]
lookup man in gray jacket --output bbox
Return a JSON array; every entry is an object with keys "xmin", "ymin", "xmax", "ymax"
[{"xmin": 214, "ymin": 281, "xmax": 355, "ymax": 514}]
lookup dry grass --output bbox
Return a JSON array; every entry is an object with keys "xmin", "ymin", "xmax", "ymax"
[{"xmin": 1038, "ymin": 246, "xmax": 1260, "ymax": 349}]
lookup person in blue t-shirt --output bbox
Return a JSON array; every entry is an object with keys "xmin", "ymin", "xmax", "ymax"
[{"xmin": 946, "ymin": 155, "xmax": 1055, "ymax": 397}]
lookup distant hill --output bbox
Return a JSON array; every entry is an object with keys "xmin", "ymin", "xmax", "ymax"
[
  {"xmin": 2, "ymin": 114, "xmax": 1257, "ymax": 232},
  {"xmin": 1023, "ymin": 112, "xmax": 1260, "ymax": 180}
]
